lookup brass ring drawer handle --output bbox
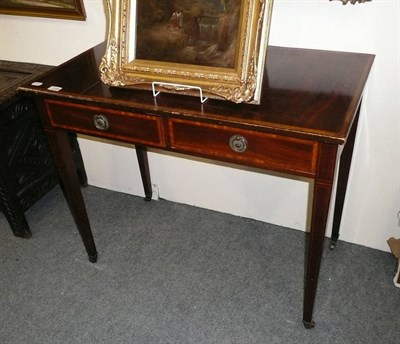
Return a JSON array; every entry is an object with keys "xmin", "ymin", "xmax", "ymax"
[
  {"xmin": 229, "ymin": 135, "xmax": 248, "ymax": 153},
  {"xmin": 93, "ymin": 114, "xmax": 109, "ymax": 131}
]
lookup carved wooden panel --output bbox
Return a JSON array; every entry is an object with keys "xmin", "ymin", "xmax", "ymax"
[{"xmin": 0, "ymin": 60, "xmax": 87, "ymax": 237}]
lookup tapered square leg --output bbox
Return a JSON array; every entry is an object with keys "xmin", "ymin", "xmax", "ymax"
[
  {"xmin": 46, "ymin": 130, "xmax": 97, "ymax": 262},
  {"xmin": 303, "ymin": 144, "xmax": 338, "ymax": 328}
]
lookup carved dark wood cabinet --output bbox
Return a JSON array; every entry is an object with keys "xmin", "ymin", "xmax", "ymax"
[{"xmin": 0, "ymin": 60, "xmax": 87, "ymax": 238}]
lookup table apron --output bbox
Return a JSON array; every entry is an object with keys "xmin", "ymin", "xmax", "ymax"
[{"xmin": 43, "ymin": 99, "xmax": 318, "ymax": 178}]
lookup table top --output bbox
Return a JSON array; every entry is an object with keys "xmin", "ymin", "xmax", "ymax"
[{"xmin": 19, "ymin": 43, "xmax": 374, "ymax": 144}]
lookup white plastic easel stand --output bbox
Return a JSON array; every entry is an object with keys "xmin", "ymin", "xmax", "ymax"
[{"xmin": 152, "ymin": 81, "xmax": 208, "ymax": 104}]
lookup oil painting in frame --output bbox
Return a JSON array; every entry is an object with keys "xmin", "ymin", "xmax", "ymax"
[
  {"xmin": 0, "ymin": 0, "xmax": 86, "ymax": 20},
  {"xmin": 100, "ymin": 0, "xmax": 274, "ymax": 104}
]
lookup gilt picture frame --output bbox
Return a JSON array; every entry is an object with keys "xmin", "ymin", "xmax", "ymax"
[
  {"xmin": 0, "ymin": 0, "xmax": 86, "ymax": 21},
  {"xmin": 100, "ymin": 0, "xmax": 274, "ymax": 104}
]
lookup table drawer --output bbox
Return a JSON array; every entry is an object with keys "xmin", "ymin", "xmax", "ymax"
[
  {"xmin": 44, "ymin": 100, "xmax": 165, "ymax": 147},
  {"xmin": 168, "ymin": 118, "xmax": 318, "ymax": 176}
]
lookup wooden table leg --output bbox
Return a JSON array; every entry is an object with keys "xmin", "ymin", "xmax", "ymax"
[
  {"xmin": 136, "ymin": 145, "xmax": 152, "ymax": 201},
  {"xmin": 330, "ymin": 105, "xmax": 361, "ymax": 250},
  {"xmin": 303, "ymin": 143, "xmax": 338, "ymax": 328},
  {"xmin": 46, "ymin": 129, "xmax": 98, "ymax": 262}
]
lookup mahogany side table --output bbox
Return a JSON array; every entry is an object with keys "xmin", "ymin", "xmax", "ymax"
[{"xmin": 19, "ymin": 43, "xmax": 374, "ymax": 328}]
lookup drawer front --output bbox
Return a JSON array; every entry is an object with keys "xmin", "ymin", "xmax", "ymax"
[
  {"xmin": 44, "ymin": 100, "xmax": 165, "ymax": 147},
  {"xmin": 168, "ymin": 119, "xmax": 318, "ymax": 176}
]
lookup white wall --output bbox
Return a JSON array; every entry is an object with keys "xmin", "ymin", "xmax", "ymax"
[{"xmin": 1, "ymin": 0, "xmax": 399, "ymax": 252}]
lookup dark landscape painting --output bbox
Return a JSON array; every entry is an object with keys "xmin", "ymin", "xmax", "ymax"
[
  {"xmin": 1, "ymin": 0, "xmax": 75, "ymax": 9},
  {"xmin": 0, "ymin": 0, "xmax": 85, "ymax": 20},
  {"xmin": 135, "ymin": 0, "xmax": 242, "ymax": 68}
]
